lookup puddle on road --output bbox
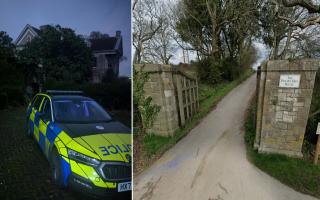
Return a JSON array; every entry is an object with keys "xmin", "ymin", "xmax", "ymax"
[
  {"xmin": 162, "ymin": 154, "xmax": 187, "ymax": 169},
  {"xmin": 149, "ymin": 153, "xmax": 191, "ymax": 175}
]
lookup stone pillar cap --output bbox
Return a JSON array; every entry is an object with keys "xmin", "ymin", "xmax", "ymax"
[{"xmin": 261, "ymin": 59, "xmax": 320, "ymax": 72}]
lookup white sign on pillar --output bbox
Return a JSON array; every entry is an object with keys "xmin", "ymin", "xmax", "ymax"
[{"xmin": 279, "ymin": 74, "xmax": 301, "ymax": 88}]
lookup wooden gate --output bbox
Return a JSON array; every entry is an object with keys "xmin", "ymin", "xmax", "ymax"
[{"xmin": 174, "ymin": 70, "xmax": 199, "ymax": 126}]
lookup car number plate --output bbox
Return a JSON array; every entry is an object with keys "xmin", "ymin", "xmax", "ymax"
[{"xmin": 118, "ymin": 181, "xmax": 131, "ymax": 192}]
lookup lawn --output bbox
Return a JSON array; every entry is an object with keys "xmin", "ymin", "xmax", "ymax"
[
  {"xmin": 0, "ymin": 107, "xmax": 76, "ymax": 199},
  {"xmin": 244, "ymin": 97, "xmax": 320, "ymax": 198},
  {"xmin": 134, "ymin": 69, "xmax": 255, "ymax": 174}
]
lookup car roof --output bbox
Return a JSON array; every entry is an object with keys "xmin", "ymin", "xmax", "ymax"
[
  {"xmin": 36, "ymin": 93, "xmax": 93, "ymax": 101},
  {"xmin": 50, "ymin": 95, "xmax": 93, "ymax": 101}
]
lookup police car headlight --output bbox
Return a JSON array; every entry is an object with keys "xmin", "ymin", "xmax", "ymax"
[{"xmin": 68, "ymin": 149, "xmax": 100, "ymax": 167}]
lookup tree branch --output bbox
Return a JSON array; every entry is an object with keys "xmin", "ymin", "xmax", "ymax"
[
  {"xmin": 281, "ymin": 0, "xmax": 320, "ymax": 14},
  {"xmin": 133, "ymin": 0, "xmax": 138, "ymax": 11},
  {"xmin": 309, "ymin": 109, "xmax": 320, "ymax": 118},
  {"xmin": 277, "ymin": 14, "xmax": 320, "ymax": 29}
]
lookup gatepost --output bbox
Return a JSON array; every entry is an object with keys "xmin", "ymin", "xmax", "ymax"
[{"xmin": 255, "ymin": 59, "xmax": 320, "ymax": 157}]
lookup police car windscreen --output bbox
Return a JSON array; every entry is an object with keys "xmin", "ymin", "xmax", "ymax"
[{"xmin": 53, "ymin": 99, "xmax": 112, "ymax": 123}]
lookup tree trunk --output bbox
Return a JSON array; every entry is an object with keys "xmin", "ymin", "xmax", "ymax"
[
  {"xmin": 271, "ymin": 35, "xmax": 280, "ymax": 59},
  {"xmin": 279, "ymin": 27, "xmax": 293, "ymax": 59},
  {"xmin": 206, "ymin": 0, "xmax": 220, "ymax": 61},
  {"xmin": 134, "ymin": 43, "xmax": 142, "ymax": 64}
]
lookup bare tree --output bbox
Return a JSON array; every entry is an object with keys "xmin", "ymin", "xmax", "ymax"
[
  {"xmin": 132, "ymin": 0, "xmax": 163, "ymax": 64},
  {"xmin": 262, "ymin": 0, "xmax": 320, "ymax": 59},
  {"xmin": 273, "ymin": 0, "xmax": 320, "ymax": 29},
  {"xmin": 144, "ymin": 26, "xmax": 176, "ymax": 64},
  {"xmin": 142, "ymin": 1, "xmax": 179, "ymax": 64},
  {"xmin": 260, "ymin": 2, "xmax": 300, "ymax": 59}
]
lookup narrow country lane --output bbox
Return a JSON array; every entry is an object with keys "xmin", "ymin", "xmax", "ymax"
[{"xmin": 134, "ymin": 75, "xmax": 318, "ymax": 200}]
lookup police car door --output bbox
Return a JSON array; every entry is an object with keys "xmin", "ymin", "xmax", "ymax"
[
  {"xmin": 38, "ymin": 97, "xmax": 52, "ymax": 157},
  {"xmin": 30, "ymin": 95, "xmax": 44, "ymax": 141}
]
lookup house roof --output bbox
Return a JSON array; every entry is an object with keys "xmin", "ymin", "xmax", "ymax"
[
  {"xmin": 30, "ymin": 25, "xmax": 40, "ymax": 34},
  {"xmin": 89, "ymin": 31, "xmax": 123, "ymax": 56},
  {"xmin": 90, "ymin": 38, "xmax": 118, "ymax": 51},
  {"xmin": 15, "ymin": 24, "xmax": 39, "ymax": 45}
]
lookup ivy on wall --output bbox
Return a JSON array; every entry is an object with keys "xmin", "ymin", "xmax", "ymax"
[{"xmin": 133, "ymin": 66, "xmax": 161, "ymax": 134}]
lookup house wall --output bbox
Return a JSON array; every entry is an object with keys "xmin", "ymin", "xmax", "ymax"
[
  {"xmin": 92, "ymin": 54, "xmax": 108, "ymax": 82},
  {"xmin": 92, "ymin": 53, "xmax": 120, "ymax": 83},
  {"xmin": 105, "ymin": 54, "xmax": 120, "ymax": 76}
]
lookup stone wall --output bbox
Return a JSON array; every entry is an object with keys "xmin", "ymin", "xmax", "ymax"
[
  {"xmin": 255, "ymin": 59, "xmax": 320, "ymax": 157},
  {"xmin": 135, "ymin": 64, "xmax": 198, "ymax": 136}
]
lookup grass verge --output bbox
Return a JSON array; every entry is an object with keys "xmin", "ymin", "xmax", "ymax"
[
  {"xmin": 134, "ymin": 69, "xmax": 254, "ymax": 174},
  {"xmin": 244, "ymin": 96, "xmax": 320, "ymax": 198}
]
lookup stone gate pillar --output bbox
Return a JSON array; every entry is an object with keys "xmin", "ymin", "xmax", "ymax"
[
  {"xmin": 255, "ymin": 59, "xmax": 319, "ymax": 157},
  {"xmin": 136, "ymin": 64, "xmax": 180, "ymax": 136}
]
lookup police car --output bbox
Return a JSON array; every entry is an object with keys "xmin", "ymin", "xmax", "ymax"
[{"xmin": 26, "ymin": 90, "xmax": 131, "ymax": 197}]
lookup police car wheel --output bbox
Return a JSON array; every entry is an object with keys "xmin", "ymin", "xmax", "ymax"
[{"xmin": 51, "ymin": 149, "xmax": 64, "ymax": 188}]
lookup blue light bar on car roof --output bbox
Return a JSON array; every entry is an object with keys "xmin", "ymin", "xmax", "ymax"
[{"xmin": 46, "ymin": 90, "xmax": 84, "ymax": 95}]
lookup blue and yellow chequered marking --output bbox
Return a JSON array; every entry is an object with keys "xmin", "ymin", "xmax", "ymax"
[
  {"xmin": 39, "ymin": 120, "xmax": 47, "ymax": 136},
  {"xmin": 60, "ymin": 156, "xmax": 71, "ymax": 186},
  {"xmin": 26, "ymin": 96, "xmax": 71, "ymax": 186}
]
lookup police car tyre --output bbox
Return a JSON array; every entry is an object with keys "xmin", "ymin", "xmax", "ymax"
[{"xmin": 51, "ymin": 148, "xmax": 64, "ymax": 188}]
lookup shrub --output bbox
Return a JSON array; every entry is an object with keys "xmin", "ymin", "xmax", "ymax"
[
  {"xmin": 305, "ymin": 115, "xmax": 320, "ymax": 145},
  {"xmin": 197, "ymin": 57, "xmax": 222, "ymax": 85},
  {"xmin": 304, "ymin": 70, "xmax": 320, "ymax": 145},
  {"xmin": 219, "ymin": 57, "xmax": 242, "ymax": 81},
  {"xmin": 0, "ymin": 85, "xmax": 25, "ymax": 109},
  {"xmin": 244, "ymin": 96, "xmax": 256, "ymax": 147},
  {"xmin": 196, "ymin": 56, "xmax": 246, "ymax": 84},
  {"xmin": 83, "ymin": 79, "xmax": 131, "ymax": 110},
  {"xmin": 0, "ymin": 92, "xmax": 8, "ymax": 109}
]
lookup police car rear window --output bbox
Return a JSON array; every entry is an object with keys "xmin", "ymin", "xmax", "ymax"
[
  {"xmin": 33, "ymin": 96, "xmax": 44, "ymax": 110},
  {"xmin": 41, "ymin": 98, "xmax": 52, "ymax": 118}
]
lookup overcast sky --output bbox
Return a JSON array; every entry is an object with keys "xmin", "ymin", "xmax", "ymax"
[
  {"xmin": 0, "ymin": 0, "xmax": 131, "ymax": 77},
  {"xmin": 253, "ymin": 41, "xmax": 269, "ymax": 70}
]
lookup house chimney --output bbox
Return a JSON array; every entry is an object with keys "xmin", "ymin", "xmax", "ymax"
[{"xmin": 116, "ymin": 31, "xmax": 121, "ymax": 38}]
